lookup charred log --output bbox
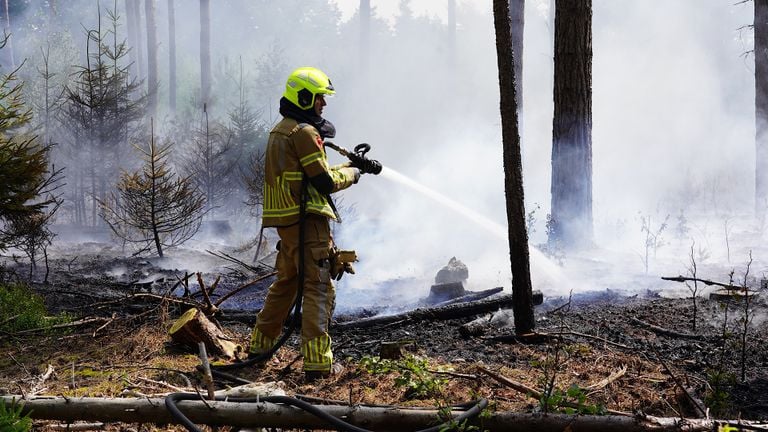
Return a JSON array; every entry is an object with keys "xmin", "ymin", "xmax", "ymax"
[{"xmin": 334, "ymin": 293, "xmax": 539, "ymax": 331}]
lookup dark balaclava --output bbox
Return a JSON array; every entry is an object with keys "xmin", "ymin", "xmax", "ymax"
[{"xmin": 279, "ymin": 97, "xmax": 336, "ymax": 139}]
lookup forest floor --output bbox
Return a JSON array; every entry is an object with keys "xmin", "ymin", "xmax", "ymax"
[{"xmin": 1, "ymin": 240, "xmax": 767, "ymax": 431}]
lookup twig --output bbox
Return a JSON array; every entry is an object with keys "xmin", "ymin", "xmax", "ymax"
[
  {"xmin": 196, "ymin": 273, "xmax": 216, "ymax": 314},
  {"xmin": 206, "ymin": 249, "xmax": 262, "ymax": 274},
  {"xmin": 7, "ymin": 352, "xmax": 31, "ymax": 376},
  {"xmin": 648, "ymin": 344, "xmax": 706, "ymax": 418},
  {"xmin": 29, "ymin": 364, "xmax": 55, "ymax": 396},
  {"xmin": 427, "ymin": 369, "xmax": 478, "ymax": 380},
  {"xmin": 214, "ymin": 271, "xmax": 277, "ymax": 307},
  {"xmin": 477, "ymin": 365, "xmax": 631, "ymax": 416},
  {"xmin": 11, "ymin": 317, "xmax": 109, "ymax": 335},
  {"xmin": 198, "ymin": 342, "xmax": 216, "ymax": 400},
  {"xmin": 48, "ymin": 422, "xmax": 105, "ymax": 431},
  {"xmin": 92, "ymin": 313, "xmax": 117, "ymax": 337},
  {"xmin": 585, "ymin": 365, "xmax": 627, "ymax": 393},
  {"xmin": 136, "ymin": 376, "xmax": 186, "ymax": 393}
]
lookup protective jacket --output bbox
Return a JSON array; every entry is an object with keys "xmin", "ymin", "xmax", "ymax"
[{"xmin": 262, "ymin": 117, "xmax": 356, "ymax": 227}]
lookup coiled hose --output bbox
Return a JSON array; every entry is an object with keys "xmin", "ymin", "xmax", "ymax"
[{"xmin": 165, "ymin": 392, "xmax": 488, "ymax": 432}]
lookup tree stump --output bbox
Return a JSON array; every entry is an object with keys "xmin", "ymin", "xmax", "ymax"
[{"xmin": 168, "ymin": 308, "xmax": 241, "ymax": 360}]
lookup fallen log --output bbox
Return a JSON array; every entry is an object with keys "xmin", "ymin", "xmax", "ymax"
[
  {"xmin": 629, "ymin": 317, "xmax": 715, "ymax": 341},
  {"xmin": 5, "ymin": 395, "xmax": 768, "ymax": 432},
  {"xmin": 333, "ymin": 294, "xmax": 518, "ymax": 330}
]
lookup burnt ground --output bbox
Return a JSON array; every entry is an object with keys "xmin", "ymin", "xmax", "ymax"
[{"xmin": 1, "ymin": 244, "xmax": 768, "ymax": 431}]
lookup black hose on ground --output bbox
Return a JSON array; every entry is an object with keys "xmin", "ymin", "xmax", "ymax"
[{"xmin": 165, "ymin": 392, "xmax": 488, "ymax": 432}]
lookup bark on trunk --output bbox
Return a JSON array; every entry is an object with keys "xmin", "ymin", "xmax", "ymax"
[
  {"xmin": 145, "ymin": 0, "xmax": 158, "ymax": 118},
  {"xmin": 756, "ymin": 0, "xmax": 768, "ymax": 216},
  {"xmin": 509, "ymin": 0, "xmax": 525, "ymax": 120},
  {"xmin": 4, "ymin": 395, "xmax": 761, "ymax": 432},
  {"xmin": 168, "ymin": 308, "xmax": 240, "ymax": 359},
  {"xmin": 167, "ymin": 0, "xmax": 176, "ymax": 113},
  {"xmin": 200, "ymin": 0, "xmax": 211, "ymax": 108},
  {"xmin": 492, "ymin": 0, "xmax": 535, "ymax": 334},
  {"xmin": 550, "ymin": 0, "xmax": 593, "ymax": 250}
]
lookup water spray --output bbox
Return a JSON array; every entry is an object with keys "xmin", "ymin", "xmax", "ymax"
[{"xmin": 379, "ymin": 166, "xmax": 565, "ymax": 285}]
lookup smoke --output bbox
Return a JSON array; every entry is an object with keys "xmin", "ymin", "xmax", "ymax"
[{"xmin": 6, "ymin": 0, "xmax": 765, "ymax": 311}]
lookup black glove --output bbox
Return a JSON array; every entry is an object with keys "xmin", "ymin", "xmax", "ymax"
[{"xmin": 348, "ymin": 153, "xmax": 382, "ymax": 175}]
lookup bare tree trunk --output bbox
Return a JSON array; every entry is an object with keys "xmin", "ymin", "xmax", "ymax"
[
  {"xmin": 509, "ymin": 0, "xmax": 524, "ymax": 120},
  {"xmin": 133, "ymin": 0, "xmax": 145, "ymax": 80},
  {"xmin": 168, "ymin": 0, "xmax": 177, "ymax": 114},
  {"xmin": 360, "ymin": 0, "xmax": 370, "ymax": 74},
  {"xmin": 125, "ymin": 0, "xmax": 138, "ymax": 81},
  {"xmin": 493, "ymin": 0, "xmax": 535, "ymax": 335},
  {"xmin": 200, "ymin": 0, "xmax": 211, "ymax": 108},
  {"xmin": 756, "ymin": 0, "xmax": 768, "ymax": 216},
  {"xmin": 7, "ymin": 394, "xmax": 750, "ymax": 432},
  {"xmin": 549, "ymin": 0, "xmax": 593, "ymax": 249},
  {"xmin": 145, "ymin": 0, "xmax": 158, "ymax": 119}
]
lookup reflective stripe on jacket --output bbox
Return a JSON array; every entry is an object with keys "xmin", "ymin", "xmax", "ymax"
[{"xmin": 262, "ymin": 117, "xmax": 355, "ymax": 227}]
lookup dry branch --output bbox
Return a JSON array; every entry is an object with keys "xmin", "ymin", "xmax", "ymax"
[
  {"xmin": 661, "ymin": 275, "xmax": 739, "ymax": 290},
  {"xmin": 6, "ymin": 395, "xmax": 766, "ymax": 432},
  {"xmin": 586, "ymin": 365, "xmax": 627, "ymax": 392}
]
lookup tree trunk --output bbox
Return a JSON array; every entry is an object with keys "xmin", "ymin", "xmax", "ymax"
[
  {"xmin": 132, "ymin": 0, "xmax": 145, "ymax": 80},
  {"xmin": 550, "ymin": 0, "xmax": 593, "ymax": 249},
  {"xmin": 4, "ymin": 395, "xmax": 758, "ymax": 432},
  {"xmin": 145, "ymin": 0, "xmax": 158, "ymax": 118},
  {"xmin": 756, "ymin": 0, "xmax": 768, "ymax": 216},
  {"xmin": 200, "ymin": 0, "xmax": 211, "ymax": 108},
  {"xmin": 125, "ymin": 0, "xmax": 138, "ymax": 81},
  {"xmin": 168, "ymin": 0, "xmax": 177, "ymax": 113},
  {"xmin": 492, "ymin": 0, "xmax": 535, "ymax": 335},
  {"xmin": 509, "ymin": 0, "xmax": 524, "ymax": 120}
]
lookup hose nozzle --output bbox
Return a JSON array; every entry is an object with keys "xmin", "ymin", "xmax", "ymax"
[{"xmin": 326, "ymin": 142, "xmax": 383, "ymax": 175}]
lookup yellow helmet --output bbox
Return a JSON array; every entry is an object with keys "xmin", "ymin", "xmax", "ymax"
[{"xmin": 283, "ymin": 67, "xmax": 336, "ymax": 110}]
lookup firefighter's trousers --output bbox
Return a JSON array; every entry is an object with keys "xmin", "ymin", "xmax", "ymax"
[{"xmin": 250, "ymin": 214, "xmax": 336, "ymax": 372}]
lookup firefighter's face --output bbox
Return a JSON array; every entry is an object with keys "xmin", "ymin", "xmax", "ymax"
[{"xmin": 314, "ymin": 94, "xmax": 326, "ymax": 116}]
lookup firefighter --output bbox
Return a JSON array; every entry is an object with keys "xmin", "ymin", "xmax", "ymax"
[{"xmin": 249, "ymin": 67, "xmax": 360, "ymax": 380}]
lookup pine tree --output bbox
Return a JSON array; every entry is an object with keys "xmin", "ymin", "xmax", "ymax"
[
  {"xmin": 99, "ymin": 123, "xmax": 206, "ymax": 257},
  {"xmin": 0, "ymin": 44, "xmax": 61, "ymax": 256},
  {"xmin": 60, "ymin": 4, "xmax": 145, "ymax": 226}
]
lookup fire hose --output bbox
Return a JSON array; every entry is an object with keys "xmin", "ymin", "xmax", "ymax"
[
  {"xmin": 166, "ymin": 143, "xmax": 488, "ymax": 430},
  {"xmin": 165, "ymin": 393, "xmax": 488, "ymax": 432}
]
